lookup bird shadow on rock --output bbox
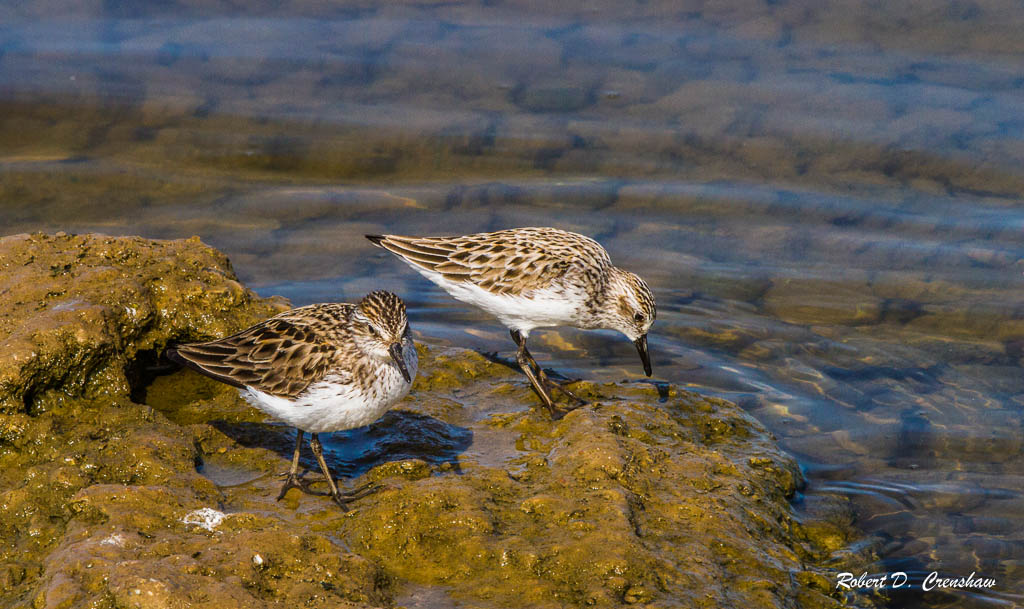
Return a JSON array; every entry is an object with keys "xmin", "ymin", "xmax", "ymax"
[{"xmin": 210, "ymin": 410, "xmax": 472, "ymax": 480}]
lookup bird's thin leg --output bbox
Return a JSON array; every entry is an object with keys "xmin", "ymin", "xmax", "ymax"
[
  {"xmin": 510, "ymin": 330, "xmax": 588, "ymax": 407},
  {"xmin": 510, "ymin": 330, "xmax": 552, "ymax": 381},
  {"xmin": 309, "ymin": 433, "xmax": 346, "ymax": 509},
  {"xmin": 308, "ymin": 433, "xmax": 379, "ymax": 510},
  {"xmin": 276, "ymin": 429, "xmax": 307, "ymax": 501},
  {"xmin": 510, "ymin": 330, "xmax": 559, "ymax": 417}
]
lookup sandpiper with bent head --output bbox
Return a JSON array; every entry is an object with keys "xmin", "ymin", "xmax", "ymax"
[
  {"xmin": 366, "ymin": 227, "xmax": 655, "ymax": 417},
  {"xmin": 166, "ymin": 290, "xmax": 417, "ymax": 509}
]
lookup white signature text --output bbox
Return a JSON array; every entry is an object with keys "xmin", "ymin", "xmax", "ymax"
[{"xmin": 836, "ymin": 571, "xmax": 996, "ymax": 592}]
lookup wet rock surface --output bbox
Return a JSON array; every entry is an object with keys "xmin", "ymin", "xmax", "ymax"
[{"xmin": 0, "ymin": 234, "xmax": 872, "ymax": 608}]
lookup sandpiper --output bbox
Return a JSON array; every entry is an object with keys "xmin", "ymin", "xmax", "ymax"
[
  {"xmin": 166, "ymin": 290, "xmax": 417, "ymax": 509},
  {"xmin": 366, "ymin": 227, "xmax": 655, "ymax": 416}
]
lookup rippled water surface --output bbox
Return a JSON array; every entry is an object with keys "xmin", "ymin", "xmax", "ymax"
[{"xmin": 2, "ymin": 2, "xmax": 1023, "ymax": 607}]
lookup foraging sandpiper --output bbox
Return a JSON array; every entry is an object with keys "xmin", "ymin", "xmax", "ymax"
[
  {"xmin": 367, "ymin": 228, "xmax": 655, "ymax": 416},
  {"xmin": 166, "ymin": 290, "xmax": 416, "ymax": 509}
]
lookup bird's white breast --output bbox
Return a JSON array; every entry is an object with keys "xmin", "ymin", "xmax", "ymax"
[
  {"xmin": 417, "ymin": 268, "xmax": 582, "ymax": 336},
  {"xmin": 239, "ymin": 344, "xmax": 418, "ymax": 434}
]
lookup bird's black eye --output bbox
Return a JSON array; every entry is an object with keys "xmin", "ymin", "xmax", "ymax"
[
  {"xmin": 366, "ymin": 324, "xmax": 378, "ymax": 336},
  {"xmin": 634, "ymin": 312, "xmax": 645, "ymax": 323}
]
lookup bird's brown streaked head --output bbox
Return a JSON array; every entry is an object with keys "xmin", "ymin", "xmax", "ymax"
[
  {"xmin": 605, "ymin": 268, "xmax": 657, "ymax": 376},
  {"xmin": 352, "ymin": 290, "xmax": 413, "ymax": 382}
]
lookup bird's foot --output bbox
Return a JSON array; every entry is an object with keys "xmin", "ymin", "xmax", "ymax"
[
  {"xmin": 329, "ymin": 481, "xmax": 382, "ymax": 511},
  {"xmin": 534, "ymin": 368, "xmax": 588, "ymax": 406},
  {"xmin": 276, "ymin": 473, "xmax": 315, "ymax": 501},
  {"xmin": 535, "ymin": 393, "xmax": 587, "ymax": 421},
  {"xmin": 548, "ymin": 380, "xmax": 589, "ymax": 405},
  {"xmin": 553, "ymin": 400, "xmax": 589, "ymax": 419},
  {"xmin": 526, "ymin": 377, "xmax": 589, "ymax": 420},
  {"xmin": 545, "ymin": 378, "xmax": 588, "ymax": 405}
]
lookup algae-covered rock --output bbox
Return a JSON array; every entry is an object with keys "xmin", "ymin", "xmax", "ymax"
[
  {"xmin": 0, "ymin": 233, "xmax": 872, "ymax": 608},
  {"xmin": 344, "ymin": 382, "xmax": 817, "ymax": 608},
  {"xmin": 0, "ymin": 232, "xmax": 283, "ymax": 416}
]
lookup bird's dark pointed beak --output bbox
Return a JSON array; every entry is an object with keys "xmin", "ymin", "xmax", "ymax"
[
  {"xmin": 634, "ymin": 334, "xmax": 652, "ymax": 377},
  {"xmin": 389, "ymin": 342, "xmax": 412, "ymax": 383}
]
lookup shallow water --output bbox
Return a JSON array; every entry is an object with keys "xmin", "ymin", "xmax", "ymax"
[{"xmin": 2, "ymin": 2, "xmax": 1023, "ymax": 607}]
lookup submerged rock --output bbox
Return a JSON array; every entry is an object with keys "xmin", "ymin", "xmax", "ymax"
[{"xmin": 0, "ymin": 233, "xmax": 872, "ymax": 608}]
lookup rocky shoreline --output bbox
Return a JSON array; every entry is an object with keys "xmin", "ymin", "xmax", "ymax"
[{"xmin": 0, "ymin": 233, "xmax": 873, "ymax": 608}]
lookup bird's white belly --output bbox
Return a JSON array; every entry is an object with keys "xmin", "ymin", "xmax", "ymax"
[
  {"xmin": 419, "ymin": 269, "xmax": 580, "ymax": 335},
  {"xmin": 240, "ymin": 350, "xmax": 416, "ymax": 434}
]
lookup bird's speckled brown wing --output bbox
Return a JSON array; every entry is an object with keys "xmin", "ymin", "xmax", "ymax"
[
  {"xmin": 367, "ymin": 227, "xmax": 611, "ymax": 295},
  {"xmin": 166, "ymin": 304, "xmax": 352, "ymax": 398}
]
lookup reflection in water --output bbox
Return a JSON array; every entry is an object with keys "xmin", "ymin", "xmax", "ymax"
[{"xmin": 2, "ymin": 2, "xmax": 1023, "ymax": 607}]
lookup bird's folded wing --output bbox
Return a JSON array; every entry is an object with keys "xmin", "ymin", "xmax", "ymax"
[
  {"xmin": 368, "ymin": 233, "xmax": 582, "ymax": 295},
  {"xmin": 167, "ymin": 316, "xmax": 338, "ymax": 398}
]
